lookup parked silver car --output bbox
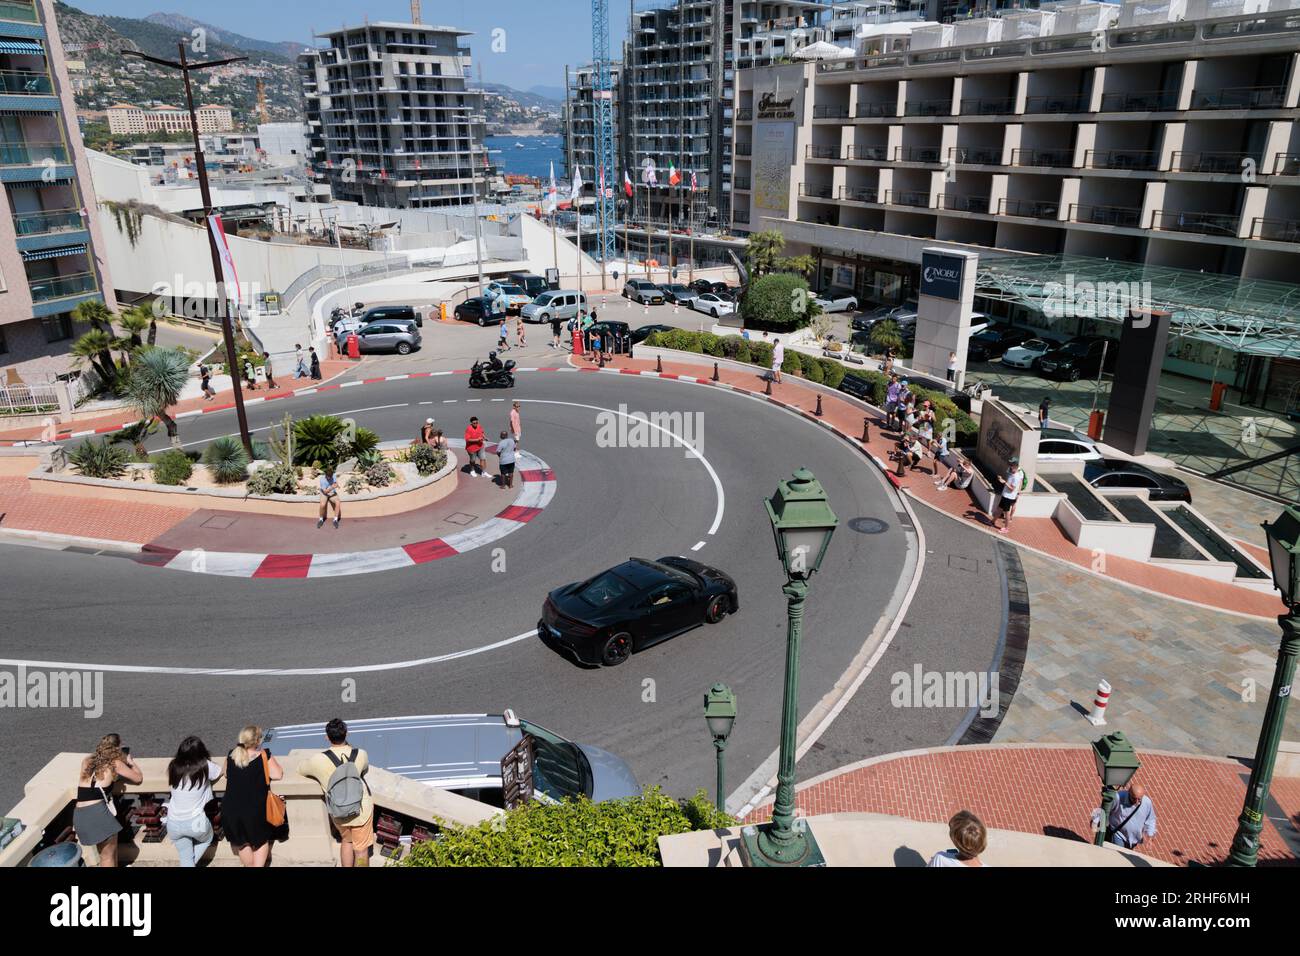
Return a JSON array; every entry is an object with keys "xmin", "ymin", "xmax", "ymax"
[
  {"xmin": 264, "ymin": 713, "xmax": 640, "ymax": 806},
  {"xmin": 336, "ymin": 320, "xmax": 421, "ymax": 355},
  {"xmin": 521, "ymin": 289, "xmax": 588, "ymax": 324}
]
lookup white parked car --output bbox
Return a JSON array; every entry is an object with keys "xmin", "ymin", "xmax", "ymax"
[
  {"xmin": 1036, "ymin": 427, "xmax": 1104, "ymax": 462},
  {"xmin": 813, "ymin": 288, "xmax": 859, "ymax": 313},
  {"xmin": 1001, "ymin": 338, "xmax": 1054, "ymax": 369},
  {"xmin": 692, "ymin": 292, "xmax": 735, "ymax": 317}
]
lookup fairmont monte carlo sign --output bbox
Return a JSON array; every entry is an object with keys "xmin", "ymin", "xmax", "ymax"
[{"xmin": 757, "ymin": 91, "xmax": 796, "ymax": 120}]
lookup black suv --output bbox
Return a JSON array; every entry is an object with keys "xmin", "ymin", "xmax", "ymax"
[
  {"xmin": 967, "ymin": 325, "xmax": 1033, "ymax": 363},
  {"xmin": 360, "ymin": 304, "xmax": 421, "ymax": 327},
  {"xmin": 1038, "ymin": 337, "xmax": 1113, "ymax": 381}
]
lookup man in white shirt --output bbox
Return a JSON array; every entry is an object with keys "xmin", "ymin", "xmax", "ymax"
[
  {"xmin": 772, "ymin": 339, "xmax": 784, "ymax": 385},
  {"xmin": 1108, "ymin": 784, "xmax": 1157, "ymax": 849},
  {"xmin": 993, "ymin": 458, "xmax": 1025, "ymax": 534}
]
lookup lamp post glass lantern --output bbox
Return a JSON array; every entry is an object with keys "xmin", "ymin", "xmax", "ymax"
[
  {"xmin": 1091, "ymin": 731, "xmax": 1140, "ymax": 846},
  {"xmin": 740, "ymin": 468, "xmax": 838, "ymax": 867},
  {"xmin": 704, "ymin": 683, "xmax": 737, "ymax": 813},
  {"xmin": 1228, "ymin": 506, "xmax": 1300, "ymax": 866}
]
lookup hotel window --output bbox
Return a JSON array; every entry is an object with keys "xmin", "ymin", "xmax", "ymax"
[{"xmin": 41, "ymin": 314, "xmax": 71, "ymax": 343}]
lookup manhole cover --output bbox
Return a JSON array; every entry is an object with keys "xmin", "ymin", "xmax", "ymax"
[
  {"xmin": 443, "ymin": 512, "xmax": 477, "ymax": 526},
  {"xmin": 847, "ymin": 517, "xmax": 888, "ymax": 534},
  {"xmin": 199, "ymin": 515, "xmax": 238, "ymax": 530}
]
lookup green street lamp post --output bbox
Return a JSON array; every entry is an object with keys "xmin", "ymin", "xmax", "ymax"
[
  {"xmin": 704, "ymin": 683, "xmax": 737, "ymax": 813},
  {"xmin": 1091, "ymin": 731, "xmax": 1141, "ymax": 846},
  {"xmin": 1228, "ymin": 506, "xmax": 1300, "ymax": 867},
  {"xmin": 739, "ymin": 468, "xmax": 838, "ymax": 867}
]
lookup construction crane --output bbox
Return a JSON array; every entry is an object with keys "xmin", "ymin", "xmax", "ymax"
[{"xmin": 591, "ymin": 0, "xmax": 616, "ymax": 263}]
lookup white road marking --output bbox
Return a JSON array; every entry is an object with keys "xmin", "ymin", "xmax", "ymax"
[
  {"xmin": 0, "ymin": 630, "xmax": 539, "ymax": 677},
  {"xmin": 691, "ymin": 540, "xmax": 706, "ymax": 551}
]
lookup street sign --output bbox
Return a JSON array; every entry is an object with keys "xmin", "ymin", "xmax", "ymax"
[{"xmin": 501, "ymin": 735, "xmax": 535, "ymax": 810}]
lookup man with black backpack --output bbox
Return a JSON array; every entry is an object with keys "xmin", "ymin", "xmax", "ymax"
[{"xmin": 297, "ymin": 718, "xmax": 374, "ymax": 867}]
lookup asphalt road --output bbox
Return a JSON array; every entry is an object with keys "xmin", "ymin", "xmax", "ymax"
[{"xmin": 0, "ymin": 366, "xmax": 1000, "ymax": 815}]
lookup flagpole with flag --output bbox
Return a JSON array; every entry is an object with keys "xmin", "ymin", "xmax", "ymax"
[
  {"xmin": 623, "ymin": 168, "xmax": 633, "ymax": 282},
  {"xmin": 547, "ymin": 161, "xmax": 559, "ymax": 279},
  {"xmin": 571, "ymin": 166, "xmax": 584, "ymax": 293},
  {"xmin": 644, "ymin": 160, "xmax": 657, "ymax": 279},
  {"xmin": 688, "ymin": 169, "xmax": 698, "ymax": 285}
]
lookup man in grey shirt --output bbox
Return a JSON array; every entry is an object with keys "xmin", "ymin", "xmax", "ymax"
[{"xmin": 493, "ymin": 430, "xmax": 517, "ymax": 490}]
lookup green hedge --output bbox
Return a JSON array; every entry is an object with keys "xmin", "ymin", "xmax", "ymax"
[
  {"xmin": 644, "ymin": 330, "xmax": 850, "ymax": 394},
  {"xmin": 150, "ymin": 449, "xmax": 193, "ymax": 486},
  {"xmin": 400, "ymin": 788, "xmax": 734, "ymax": 867},
  {"xmin": 741, "ymin": 272, "xmax": 814, "ymax": 331},
  {"xmin": 841, "ymin": 368, "xmax": 978, "ymax": 444}
]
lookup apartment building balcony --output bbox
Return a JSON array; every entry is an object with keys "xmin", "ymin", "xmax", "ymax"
[
  {"xmin": 894, "ymin": 145, "xmax": 942, "ymax": 165},
  {"xmin": 848, "ymin": 145, "xmax": 889, "ymax": 162},
  {"xmin": 949, "ymin": 146, "xmax": 1003, "ymax": 166},
  {"xmin": 12, "ymin": 207, "xmax": 84, "ymax": 242},
  {"xmin": 1273, "ymin": 153, "xmax": 1300, "ymax": 176},
  {"xmin": 883, "ymin": 188, "xmax": 929, "ymax": 209},
  {"xmin": 0, "ymin": 0, "xmax": 39, "ymax": 23},
  {"xmin": 1011, "ymin": 147, "xmax": 1073, "ymax": 168},
  {"xmin": 1249, "ymin": 217, "xmax": 1300, "ymax": 243},
  {"xmin": 841, "ymin": 184, "xmax": 879, "ymax": 204},
  {"xmin": 806, "ymin": 144, "xmax": 840, "ymax": 160},
  {"xmin": 998, "ymin": 197, "xmax": 1060, "ymax": 220},
  {"xmin": 1169, "ymin": 151, "xmax": 1255, "ymax": 175},
  {"xmin": 736, "ymin": 107, "xmax": 752, "ymax": 122},
  {"xmin": 1023, "ymin": 93, "xmax": 1089, "ymax": 115},
  {"xmin": 1190, "ymin": 86, "xmax": 1286, "ymax": 110},
  {"xmin": 1098, "ymin": 89, "xmax": 1179, "ymax": 113},
  {"xmin": 1069, "ymin": 202, "xmax": 1143, "ymax": 228},
  {"xmin": 1082, "ymin": 148, "xmax": 1158, "ymax": 171},
  {"xmin": 938, "ymin": 193, "xmax": 990, "ymax": 213},
  {"xmin": 813, "ymin": 105, "xmax": 849, "ymax": 120},
  {"xmin": 735, "ymin": 142, "xmax": 751, "ymax": 156},
  {"xmin": 960, "ymin": 96, "xmax": 1015, "ymax": 116},
  {"xmin": 855, "ymin": 101, "xmax": 896, "ymax": 119},
  {"xmin": 0, "ymin": 68, "xmax": 49, "ymax": 95},
  {"xmin": 733, "ymin": 176, "xmax": 750, "ymax": 191},
  {"xmin": 1149, "ymin": 209, "xmax": 1240, "ymax": 237},
  {"xmin": 903, "ymin": 98, "xmax": 951, "ymax": 117},
  {"xmin": 734, "ymin": 209, "xmax": 750, "ymax": 224},
  {"xmin": 0, "ymin": 140, "xmax": 70, "ymax": 181},
  {"xmin": 799, "ymin": 182, "xmax": 835, "ymax": 200}
]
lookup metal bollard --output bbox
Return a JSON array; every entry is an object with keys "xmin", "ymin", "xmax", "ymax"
[
  {"xmin": 1087, "ymin": 679, "xmax": 1111, "ymax": 726},
  {"xmin": 862, "ymin": 417, "xmax": 870, "ymax": 442},
  {"xmin": 764, "ymin": 375, "xmax": 772, "ymax": 396},
  {"xmin": 712, "ymin": 362, "xmax": 720, "ymax": 382},
  {"xmin": 656, "ymin": 354, "xmax": 663, "ymax": 373},
  {"xmin": 815, "ymin": 394, "xmax": 823, "ymax": 417}
]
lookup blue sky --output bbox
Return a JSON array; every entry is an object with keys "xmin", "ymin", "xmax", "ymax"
[{"xmin": 70, "ymin": 0, "xmax": 627, "ymax": 93}]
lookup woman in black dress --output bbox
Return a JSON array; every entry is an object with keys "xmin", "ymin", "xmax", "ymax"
[
  {"xmin": 309, "ymin": 348, "xmax": 322, "ymax": 381},
  {"xmin": 221, "ymin": 724, "xmax": 283, "ymax": 867}
]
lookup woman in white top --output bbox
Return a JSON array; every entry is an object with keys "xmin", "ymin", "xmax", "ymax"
[
  {"xmin": 928, "ymin": 810, "xmax": 988, "ymax": 867},
  {"xmin": 165, "ymin": 736, "xmax": 224, "ymax": 867}
]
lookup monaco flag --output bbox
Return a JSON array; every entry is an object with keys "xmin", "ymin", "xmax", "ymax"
[{"xmin": 623, "ymin": 169, "xmax": 633, "ymax": 197}]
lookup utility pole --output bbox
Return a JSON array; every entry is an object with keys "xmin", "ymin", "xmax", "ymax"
[
  {"xmin": 467, "ymin": 113, "xmax": 485, "ymax": 297},
  {"xmin": 124, "ymin": 42, "xmax": 253, "ymax": 457}
]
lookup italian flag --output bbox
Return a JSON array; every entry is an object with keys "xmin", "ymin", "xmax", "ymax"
[
  {"xmin": 623, "ymin": 169, "xmax": 633, "ymax": 197},
  {"xmin": 668, "ymin": 160, "xmax": 681, "ymax": 187}
]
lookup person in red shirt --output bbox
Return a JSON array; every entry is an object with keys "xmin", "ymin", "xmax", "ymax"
[{"xmin": 464, "ymin": 416, "xmax": 486, "ymax": 478}]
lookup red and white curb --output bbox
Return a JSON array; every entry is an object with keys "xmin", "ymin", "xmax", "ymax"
[{"xmin": 136, "ymin": 447, "xmax": 556, "ymax": 578}]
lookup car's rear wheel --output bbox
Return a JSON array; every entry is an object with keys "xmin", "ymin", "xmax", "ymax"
[
  {"xmin": 1068, "ymin": 368, "xmax": 1081, "ymax": 382},
  {"xmin": 477, "ymin": 316, "xmax": 486, "ymax": 327},
  {"xmin": 396, "ymin": 342, "xmax": 411, "ymax": 355},
  {"xmin": 705, "ymin": 595, "xmax": 728, "ymax": 624},
  {"xmin": 601, "ymin": 632, "xmax": 633, "ymax": 666}
]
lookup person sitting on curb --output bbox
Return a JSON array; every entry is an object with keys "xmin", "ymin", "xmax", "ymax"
[{"xmin": 318, "ymin": 467, "xmax": 341, "ymax": 529}]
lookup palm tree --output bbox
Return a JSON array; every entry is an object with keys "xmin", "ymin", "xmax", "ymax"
[
  {"xmin": 117, "ymin": 308, "xmax": 150, "ymax": 349},
  {"xmin": 745, "ymin": 229, "xmax": 786, "ymax": 278},
  {"xmin": 127, "ymin": 347, "xmax": 190, "ymax": 442},
  {"xmin": 110, "ymin": 420, "xmax": 157, "ymax": 460},
  {"xmin": 869, "ymin": 319, "xmax": 903, "ymax": 356},
  {"xmin": 70, "ymin": 329, "xmax": 118, "ymax": 387},
  {"xmin": 73, "ymin": 299, "xmax": 113, "ymax": 334}
]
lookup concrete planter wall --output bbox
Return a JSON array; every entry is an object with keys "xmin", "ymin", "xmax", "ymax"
[{"xmin": 29, "ymin": 446, "xmax": 459, "ymax": 520}]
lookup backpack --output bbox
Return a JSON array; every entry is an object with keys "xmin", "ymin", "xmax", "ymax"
[{"xmin": 323, "ymin": 748, "xmax": 366, "ymax": 818}]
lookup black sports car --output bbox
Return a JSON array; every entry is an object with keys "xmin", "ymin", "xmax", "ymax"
[
  {"xmin": 540, "ymin": 556, "xmax": 739, "ymax": 666},
  {"xmin": 632, "ymin": 323, "xmax": 674, "ymax": 344}
]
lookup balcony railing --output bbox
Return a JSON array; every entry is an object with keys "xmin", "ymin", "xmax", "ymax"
[
  {"xmin": 733, "ymin": 177, "xmax": 750, "ymax": 190},
  {"xmin": 1023, "ymin": 93, "xmax": 1089, "ymax": 114},
  {"xmin": 28, "ymin": 271, "xmax": 96, "ymax": 303},
  {"xmin": 734, "ymin": 210, "xmax": 750, "ymax": 224},
  {"xmin": 998, "ymin": 197, "xmax": 1060, "ymax": 219},
  {"xmin": 938, "ymin": 193, "xmax": 989, "ymax": 213},
  {"xmin": 0, "ymin": 0, "xmax": 38, "ymax": 23},
  {"xmin": 1150, "ymin": 209, "xmax": 1239, "ymax": 236},
  {"xmin": 847, "ymin": 144, "xmax": 889, "ymax": 161},
  {"xmin": 0, "ymin": 71, "xmax": 51, "ymax": 95},
  {"xmin": 855, "ymin": 101, "xmax": 896, "ymax": 118},
  {"xmin": 1250, "ymin": 217, "xmax": 1300, "ymax": 243},
  {"xmin": 1011, "ymin": 147, "xmax": 1074, "ymax": 168},
  {"xmin": 806, "ymin": 144, "xmax": 840, "ymax": 160},
  {"xmin": 948, "ymin": 146, "xmax": 1003, "ymax": 166},
  {"xmin": 1190, "ymin": 85, "xmax": 1285, "ymax": 109},
  {"xmin": 1082, "ymin": 148, "xmax": 1158, "ymax": 171},
  {"xmin": 1069, "ymin": 203, "xmax": 1142, "ymax": 228},
  {"xmin": 840, "ymin": 184, "xmax": 879, "ymax": 203},
  {"xmin": 883, "ymin": 188, "xmax": 930, "ymax": 208},
  {"xmin": 12, "ymin": 208, "xmax": 83, "ymax": 237},
  {"xmin": 813, "ymin": 105, "xmax": 849, "ymax": 119},
  {"xmin": 0, "ymin": 141, "xmax": 68, "ymax": 166},
  {"xmin": 1098, "ymin": 89, "xmax": 1178, "ymax": 112},
  {"xmin": 798, "ymin": 182, "xmax": 834, "ymax": 199},
  {"xmin": 1273, "ymin": 153, "xmax": 1300, "ymax": 176},
  {"xmin": 735, "ymin": 142, "xmax": 751, "ymax": 156},
  {"xmin": 903, "ymin": 98, "xmax": 951, "ymax": 117},
  {"xmin": 960, "ymin": 95, "xmax": 1015, "ymax": 115},
  {"xmin": 736, "ymin": 108, "xmax": 752, "ymax": 121},
  {"xmin": 894, "ymin": 145, "xmax": 942, "ymax": 164},
  {"xmin": 1169, "ymin": 151, "xmax": 1255, "ymax": 174}
]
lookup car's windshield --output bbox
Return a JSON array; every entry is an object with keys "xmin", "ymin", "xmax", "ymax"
[
  {"xmin": 500, "ymin": 284, "xmax": 524, "ymax": 296},
  {"xmin": 535, "ymin": 292, "xmax": 556, "ymax": 305},
  {"xmin": 1021, "ymin": 339, "xmax": 1048, "ymax": 350},
  {"xmin": 639, "ymin": 558, "xmax": 698, "ymax": 587},
  {"xmin": 575, "ymin": 570, "xmax": 636, "ymax": 607},
  {"xmin": 519, "ymin": 719, "xmax": 592, "ymax": 800},
  {"xmin": 1062, "ymin": 341, "xmax": 1092, "ymax": 356}
]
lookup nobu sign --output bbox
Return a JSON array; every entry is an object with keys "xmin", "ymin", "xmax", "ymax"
[{"xmin": 921, "ymin": 252, "xmax": 964, "ymax": 301}]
